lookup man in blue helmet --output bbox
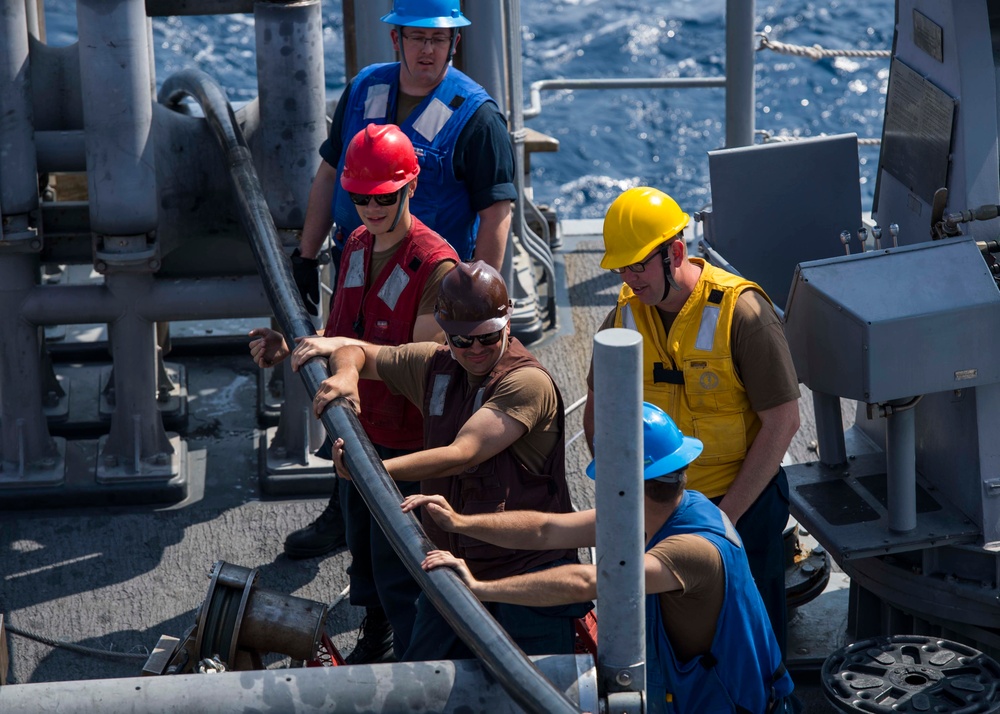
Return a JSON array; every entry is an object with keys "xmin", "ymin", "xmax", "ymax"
[
  {"xmin": 291, "ymin": 0, "xmax": 516, "ymax": 305},
  {"xmin": 404, "ymin": 403, "xmax": 795, "ymax": 714}
]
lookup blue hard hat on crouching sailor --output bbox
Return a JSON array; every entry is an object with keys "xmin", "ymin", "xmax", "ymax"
[{"xmin": 586, "ymin": 402, "xmax": 703, "ymax": 480}]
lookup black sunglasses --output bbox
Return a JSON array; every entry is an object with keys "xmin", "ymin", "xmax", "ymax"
[
  {"xmin": 447, "ymin": 329, "xmax": 503, "ymax": 349},
  {"xmin": 349, "ymin": 191, "xmax": 400, "ymax": 207}
]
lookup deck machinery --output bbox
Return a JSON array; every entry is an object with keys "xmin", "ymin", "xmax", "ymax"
[{"xmin": 704, "ymin": 0, "xmax": 1000, "ymax": 657}]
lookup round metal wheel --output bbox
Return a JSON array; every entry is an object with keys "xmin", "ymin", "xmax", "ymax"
[{"xmin": 822, "ymin": 635, "xmax": 1000, "ymax": 713}]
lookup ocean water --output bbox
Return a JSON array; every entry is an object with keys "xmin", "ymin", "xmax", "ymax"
[{"xmin": 42, "ymin": 0, "xmax": 891, "ymax": 219}]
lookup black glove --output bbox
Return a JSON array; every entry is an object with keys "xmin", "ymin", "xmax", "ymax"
[{"xmin": 290, "ymin": 247, "xmax": 320, "ymax": 316}]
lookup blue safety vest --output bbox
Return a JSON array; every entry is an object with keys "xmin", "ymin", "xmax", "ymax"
[
  {"xmin": 333, "ymin": 63, "xmax": 491, "ymax": 260},
  {"xmin": 646, "ymin": 490, "xmax": 793, "ymax": 714}
]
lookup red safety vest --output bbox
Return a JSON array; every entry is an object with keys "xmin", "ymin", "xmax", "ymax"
[{"xmin": 324, "ymin": 217, "xmax": 458, "ymax": 449}]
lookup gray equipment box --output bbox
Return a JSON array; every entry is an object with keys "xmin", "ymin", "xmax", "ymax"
[
  {"xmin": 784, "ymin": 238, "xmax": 1000, "ymax": 403},
  {"xmin": 704, "ymin": 134, "xmax": 861, "ymax": 309}
]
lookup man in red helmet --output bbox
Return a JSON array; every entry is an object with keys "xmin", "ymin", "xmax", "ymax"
[
  {"xmin": 311, "ymin": 261, "xmax": 590, "ymax": 660},
  {"xmin": 249, "ymin": 123, "xmax": 458, "ymax": 664},
  {"xmin": 289, "ymin": 0, "xmax": 515, "ymax": 315}
]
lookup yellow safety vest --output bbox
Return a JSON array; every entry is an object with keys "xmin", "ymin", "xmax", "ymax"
[{"xmin": 614, "ymin": 259, "xmax": 768, "ymax": 498}]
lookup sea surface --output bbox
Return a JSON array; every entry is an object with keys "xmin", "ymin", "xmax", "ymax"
[{"xmin": 42, "ymin": 0, "xmax": 891, "ymax": 219}]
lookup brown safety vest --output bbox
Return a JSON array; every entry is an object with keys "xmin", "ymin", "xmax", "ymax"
[{"xmin": 420, "ymin": 339, "xmax": 575, "ymax": 579}]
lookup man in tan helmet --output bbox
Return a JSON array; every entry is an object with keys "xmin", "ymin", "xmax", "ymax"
[{"xmin": 312, "ymin": 261, "xmax": 589, "ymax": 661}]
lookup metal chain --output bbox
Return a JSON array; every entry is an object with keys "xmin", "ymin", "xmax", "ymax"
[
  {"xmin": 5, "ymin": 621, "xmax": 149, "ymax": 661},
  {"xmin": 757, "ymin": 33, "xmax": 891, "ymax": 60}
]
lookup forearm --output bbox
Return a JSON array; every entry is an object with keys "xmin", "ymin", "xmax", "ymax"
[
  {"xmin": 453, "ymin": 510, "xmax": 560, "ymax": 551},
  {"xmin": 299, "ymin": 162, "xmax": 338, "ymax": 259},
  {"xmin": 472, "ymin": 564, "xmax": 597, "ymax": 607},
  {"xmin": 383, "ymin": 445, "xmax": 471, "ymax": 482},
  {"xmin": 327, "ymin": 342, "xmax": 383, "ymax": 381},
  {"xmin": 472, "ymin": 201, "xmax": 512, "ymax": 271},
  {"xmin": 718, "ymin": 401, "xmax": 800, "ymax": 523}
]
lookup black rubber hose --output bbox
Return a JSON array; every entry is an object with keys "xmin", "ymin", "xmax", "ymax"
[{"xmin": 157, "ymin": 68, "xmax": 580, "ymax": 714}]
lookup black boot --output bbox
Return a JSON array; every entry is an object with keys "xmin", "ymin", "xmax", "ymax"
[
  {"xmin": 344, "ymin": 605, "xmax": 395, "ymax": 665},
  {"xmin": 283, "ymin": 489, "xmax": 347, "ymax": 559}
]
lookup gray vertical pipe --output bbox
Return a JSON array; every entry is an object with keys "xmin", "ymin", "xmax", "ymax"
[
  {"xmin": 77, "ymin": 0, "xmax": 158, "ymax": 235},
  {"xmin": 24, "ymin": 0, "xmax": 41, "ymax": 38},
  {"xmin": 812, "ymin": 391, "xmax": 847, "ymax": 467},
  {"xmin": 0, "ymin": 0, "xmax": 39, "ymax": 216},
  {"xmin": 351, "ymin": 0, "xmax": 395, "ymax": 78},
  {"xmin": 461, "ymin": 0, "xmax": 506, "ymax": 114},
  {"xmin": 592, "ymin": 328, "xmax": 646, "ymax": 698},
  {"xmin": 101, "ymin": 273, "xmax": 173, "ymax": 467},
  {"xmin": 724, "ymin": 0, "xmax": 755, "ymax": 148},
  {"xmin": 254, "ymin": 0, "xmax": 327, "ymax": 229},
  {"xmin": 0, "ymin": 255, "xmax": 57, "ymax": 470},
  {"xmin": 886, "ymin": 405, "xmax": 917, "ymax": 533}
]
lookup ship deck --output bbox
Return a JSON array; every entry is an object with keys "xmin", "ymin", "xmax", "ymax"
[{"xmin": 1, "ymin": 220, "xmax": 847, "ymax": 710}]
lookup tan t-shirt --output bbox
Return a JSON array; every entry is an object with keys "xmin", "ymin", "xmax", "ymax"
[
  {"xmin": 646, "ymin": 533, "xmax": 725, "ymax": 663},
  {"xmin": 375, "ymin": 343, "xmax": 561, "ymax": 473},
  {"xmin": 367, "ymin": 242, "xmax": 456, "ymax": 317},
  {"xmin": 588, "ymin": 290, "xmax": 800, "ymax": 412}
]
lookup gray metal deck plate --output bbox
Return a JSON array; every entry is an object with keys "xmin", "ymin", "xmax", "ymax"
[{"xmin": 786, "ymin": 452, "xmax": 980, "ymax": 560}]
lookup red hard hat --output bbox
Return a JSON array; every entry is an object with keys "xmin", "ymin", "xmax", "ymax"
[
  {"xmin": 435, "ymin": 261, "xmax": 511, "ymax": 334},
  {"xmin": 340, "ymin": 124, "xmax": 420, "ymax": 194}
]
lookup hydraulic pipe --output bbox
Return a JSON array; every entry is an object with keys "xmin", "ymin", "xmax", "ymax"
[
  {"xmin": 253, "ymin": 0, "xmax": 327, "ymax": 229},
  {"xmin": 0, "ymin": 254, "xmax": 58, "ymax": 470},
  {"xmin": 462, "ymin": 0, "xmax": 507, "ymax": 114},
  {"xmin": 0, "ymin": 0, "xmax": 39, "ymax": 216},
  {"xmin": 35, "ymin": 130, "xmax": 87, "ymax": 173},
  {"xmin": 100, "ymin": 273, "xmax": 173, "ymax": 468},
  {"xmin": 886, "ymin": 400, "xmax": 917, "ymax": 533},
  {"xmin": 505, "ymin": 0, "xmax": 555, "ymax": 325},
  {"xmin": 592, "ymin": 328, "xmax": 647, "ymax": 701},
  {"xmin": 724, "ymin": 0, "xmax": 755, "ymax": 148},
  {"xmin": 812, "ymin": 391, "xmax": 847, "ymax": 467},
  {"xmin": 146, "ymin": 0, "xmax": 256, "ymax": 15},
  {"xmin": 0, "ymin": 654, "xmax": 597, "ymax": 714},
  {"xmin": 158, "ymin": 68, "xmax": 580, "ymax": 714},
  {"xmin": 18, "ymin": 276, "xmax": 269, "ymax": 326},
  {"xmin": 349, "ymin": 0, "xmax": 394, "ymax": 79},
  {"xmin": 77, "ymin": 0, "xmax": 158, "ymax": 235}
]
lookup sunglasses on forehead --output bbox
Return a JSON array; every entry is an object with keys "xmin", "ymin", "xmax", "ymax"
[
  {"xmin": 447, "ymin": 329, "xmax": 504, "ymax": 349},
  {"xmin": 348, "ymin": 191, "xmax": 400, "ymax": 207}
]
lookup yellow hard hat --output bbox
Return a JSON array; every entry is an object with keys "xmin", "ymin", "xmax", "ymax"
[{"xmin": 601, "ymin": 187, "xmax": 690, "ymax": 270}]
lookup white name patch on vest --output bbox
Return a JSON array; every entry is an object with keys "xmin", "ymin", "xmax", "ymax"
[
  {"xmin": 429, "ymin": 374, "xmax": 452, "ymax": 416},
  {"xmin": 412, "ymin": 98, "xmax": 453, "ymax": 142},
  {"xmin": 378, "ymin": 265, "xmax": 411, "ymax": 311},
  {"xmin": 344, "ymin": 248, "xmax": 366, "ymax": 289},
  {"xmin": 364, "ymin": 84, "xmax": 390, "ymax": 119}
]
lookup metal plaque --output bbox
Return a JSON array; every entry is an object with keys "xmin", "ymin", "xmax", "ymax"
[
  {"xmin": 912, "ymin": 9, "xmax": 943, "ymax": 62},
  {"xmin": 880, "ymin": 59, "xmax": 955, "ymax": 204}
]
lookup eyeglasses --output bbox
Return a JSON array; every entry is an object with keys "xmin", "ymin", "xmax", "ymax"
[
  {"xmin": 401, "ymin": 32, "xmax": 452, "ymax": 49},
  {"xmin": 447, "ymin": 329, "xmax": 503, "ymax": 349},
  {"xmin": 349, "ymin": 191, "xmax": 400, "ymax": 207},
  {"xmin": 609, "ymin": 252, "xmax": 659, "ymax": 275}
]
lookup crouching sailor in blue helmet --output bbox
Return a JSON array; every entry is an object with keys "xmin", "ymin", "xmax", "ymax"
[{"xmin": 403, "ymin": 402, "xmax": 795, "ymax": 714}]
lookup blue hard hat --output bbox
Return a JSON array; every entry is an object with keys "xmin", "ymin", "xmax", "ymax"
[
  {"xmin": 381, "ymin": 0, "xmax": 471, "ymax": 28},
  {"xmin": 586, "ymin": 402, "xmax": 703, "ymax": 480}
]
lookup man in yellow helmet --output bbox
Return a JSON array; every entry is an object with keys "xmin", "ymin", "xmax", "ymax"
[{"xmin": 583, "ymin": 186, "xmax": 801, "ymax": 659}]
